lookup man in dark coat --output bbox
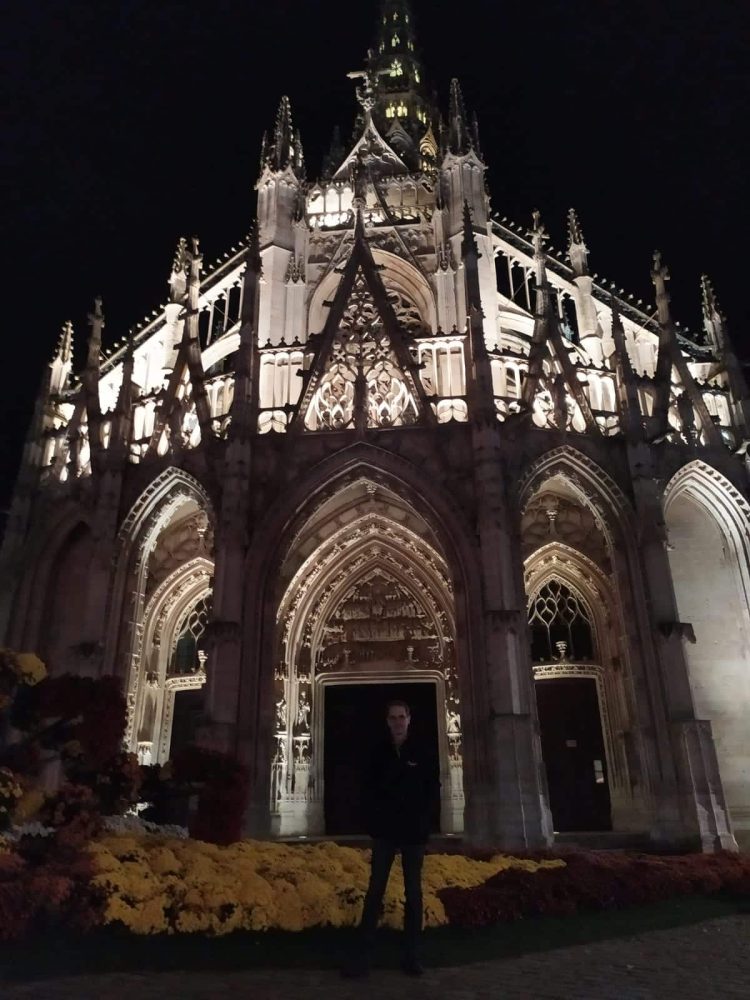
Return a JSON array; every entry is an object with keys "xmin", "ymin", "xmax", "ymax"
[{"xmin": 343, "ymin": 698, "xmax": 440, "ymax": 978}]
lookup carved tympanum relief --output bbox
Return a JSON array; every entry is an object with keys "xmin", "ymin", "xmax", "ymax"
[{"xmin": 317, "ymin": 569, "xmax": 438, "ymax": 670}]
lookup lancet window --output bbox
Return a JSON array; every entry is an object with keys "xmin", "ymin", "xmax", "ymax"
[
  {"xmin": 169, "ymin": 595, "xmax": 210, "ymax": 675},
  {"xmin": 528, "ymin": 581, "xmax": 595, "ymax": 663}
]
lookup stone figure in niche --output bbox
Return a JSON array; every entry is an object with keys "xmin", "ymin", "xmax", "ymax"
[
  {"xmin": 276, "ymin": 697, "xmax": 287, "ymax": 729},
  {"xmin": 446, "ymin": 709, "xmax": 461, "ymax": 736},
  {"xmin": 297, "ymin": 691, "xmax": 311, "ymax": 730}
]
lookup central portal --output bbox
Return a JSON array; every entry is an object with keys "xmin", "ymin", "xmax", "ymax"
[
  {"xmin": 272, "ymin": 484, "xmax": 465, "ymax": 838},
  {"xmin": 324, "ymin": 681, "xmax": 440, "ymax": 835}
]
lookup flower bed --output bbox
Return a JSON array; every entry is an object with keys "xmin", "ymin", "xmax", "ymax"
[
  {"xmin": 88, "ymin": 836, "xmax": 564, "ymax": 935},
  {"xmin": 438, "ymin": 849, "xmax": 750, "ymax": 927}
]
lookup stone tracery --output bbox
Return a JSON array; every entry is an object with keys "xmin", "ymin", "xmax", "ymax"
[{"xmin": 304, "ymin": 275, "xmax": 420, "ymax": 431}]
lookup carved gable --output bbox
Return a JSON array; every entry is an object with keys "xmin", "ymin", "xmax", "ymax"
[{"xmin": 304, "ymin": 273, "xmax": 421, "ymax": 431}]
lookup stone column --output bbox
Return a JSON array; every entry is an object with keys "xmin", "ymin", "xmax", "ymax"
[{"xmin": 462, "ymin": 428, "xmax": 554, "ymax": 850}]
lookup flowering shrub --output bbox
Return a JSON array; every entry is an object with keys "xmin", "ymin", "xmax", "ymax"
[
  {"xmin": 151, "ymin": 746, "xmax": 250, "ymax": 845},
  {"xmin": 438, "ymin": 849, "xmax": 750, "ymax": 927},
  {"xmin": 0, "ymin": 650, "xmax": 46, "ymax": 711},
  {"xmin": 88, "ymin": 836, "xmax": 564, "ymax": 935},
  {"xmin": 0, "ymin": 768, "xmax": 24, "ymax": 832},
  {"xmin": 10, "ymin": 674, "xmax": 128, "ymax": 770},
  {"xmin": 0, "ymin": 839, "xmax": 102, "ymax": 941}
]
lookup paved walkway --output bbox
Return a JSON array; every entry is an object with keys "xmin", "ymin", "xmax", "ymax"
[{"xmin": 2, "ymin": 915, "xmax": 748, "ymax": 999}]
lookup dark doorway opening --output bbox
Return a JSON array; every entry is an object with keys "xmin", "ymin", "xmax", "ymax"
[
  {"xmin": 170, "ymin": 687, "xmax": 205, "ymax": 758},
  {"xmin": 535, "ymin": 677, "xmax": 612, "ymax": 832},
  {"xmin": 324, "ymin": 681, "xmax": 441, "ymax": 836}
]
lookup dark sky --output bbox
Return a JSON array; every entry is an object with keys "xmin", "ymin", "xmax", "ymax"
[{"xmin": 2, "ymin": 0, "xmax": 747, "ymax": 509}]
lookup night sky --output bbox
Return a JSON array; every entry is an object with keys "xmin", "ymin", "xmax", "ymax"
[{"xmin": 2, "ymin": 0, "xmax": 747, "ymax": 512}]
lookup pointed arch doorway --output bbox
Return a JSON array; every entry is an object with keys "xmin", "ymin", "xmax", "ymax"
[{"xmin": 272, "ymin": 477, "xmax": 465, "ymax": 838}]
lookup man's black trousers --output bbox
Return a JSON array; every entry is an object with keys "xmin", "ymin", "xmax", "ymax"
[{"xmin": 359, "ymin": 838, "xmax": 425, "ymax": 959}]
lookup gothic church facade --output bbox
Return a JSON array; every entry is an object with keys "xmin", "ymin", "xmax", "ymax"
[{"xmin": 2, "ymin": 1, "xmax": 749, "ymax": 850}]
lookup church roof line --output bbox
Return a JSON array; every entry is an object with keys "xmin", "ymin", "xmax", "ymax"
[
  {"xmin": 98, "ymin": 235, "xmax": 252, "ymax": 376},
  {"xmin": 489, "ymin": 215, "xmax": 710, "ymax": 359}
]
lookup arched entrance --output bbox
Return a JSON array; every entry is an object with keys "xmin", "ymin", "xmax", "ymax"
[
  {"xmin": 664, "ymin": 463, "xmax": 750, "ymax": 847},
  {"xmin": 273, "ymin": 477, "xmax": 464, "ymax": 837},
  {"xmin": 519, "ymin": 455, "xmax": 643, "ymax": 834},
  {"xmin": 529, "ymin": 577, "xmax": 612, "ymax": 831}
]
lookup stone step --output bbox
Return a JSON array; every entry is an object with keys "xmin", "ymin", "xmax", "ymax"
[{"xmin": 554, "ymin": 830, "xmax": 651, "ymax": 851}]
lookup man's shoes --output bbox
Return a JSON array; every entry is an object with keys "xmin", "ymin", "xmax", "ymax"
[
  {"xmin": 401, "ymin": 957, "xmax": 425, "ymax": 976},
  {"xmin": 340, "ymin": 958, "xmax": 370, "ymax": 979}
]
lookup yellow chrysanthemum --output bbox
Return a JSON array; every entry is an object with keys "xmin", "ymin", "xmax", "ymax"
[{"xmin": 87, "ymin": 834, "xmax": 565, "ymax": 936}]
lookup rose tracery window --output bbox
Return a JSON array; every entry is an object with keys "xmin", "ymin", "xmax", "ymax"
[
  {"xmin": 169, "ymin": 595, "xmax": 210, "ymax": 675},
  {"xmin": 528, "ymin": 581, "xmax": 594, "ymax": 662}
]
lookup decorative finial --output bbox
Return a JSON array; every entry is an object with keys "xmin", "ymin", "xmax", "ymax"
[
  {"xmin": 87, "ymin": 297, "xmax": 104, "ymax": 340},
  {"xmin": 447, "ymin": 78, "xmax": 471, "ymax": 154},
  {"xmin": 567, "ymin": 208, "xmax": 589, "ymax": 278},
  {"xmin": 700, "ymin": 274, "xmax": 725, "ymax": 356},
  {"xmin": 530, "ymin": 210, "xmax": 547, "ymax": 255},
  {"xmin": 260, "ymin": 97, "xmax": 304, "ymax": 176},
  {"xmin": 169, "ymin": 237, "xmax": 189, "ymax": 303},
  {"xmin": 567, "ymin": 207, "xmax": 583, "ymax": 245},
  {"xmin": 651, "ymin": 250, "xmax": 672, "ymax": 326},
  {"xmin": 346, "ymin": 51, "xmax": 388, "ymax": 115},
  {"xmin": 700, "ymin": 274, "xmax": 722, "ymax": 322},
  {"xmin": 56, "ymin": 320, "xmax": 74, "ymax": 363}
]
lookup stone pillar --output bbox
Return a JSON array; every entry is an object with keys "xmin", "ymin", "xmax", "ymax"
[{"xmin": 462, "ymin": 429, "xmax": 553, "ymax": 850}]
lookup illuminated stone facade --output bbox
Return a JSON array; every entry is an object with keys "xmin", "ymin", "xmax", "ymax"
[{"xmin": 2, "ymin": 1, "xmax": 749, "ymax": 850}]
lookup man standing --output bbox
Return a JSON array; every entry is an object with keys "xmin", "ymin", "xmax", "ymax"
[{"xmin": 344, "ymin": 698, "xmax": 440, "ymax": 978}]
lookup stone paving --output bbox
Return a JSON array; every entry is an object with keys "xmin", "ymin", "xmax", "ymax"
[{"xmin": 2, "ymin": 915, "xmax": 748, "ymax": 999}]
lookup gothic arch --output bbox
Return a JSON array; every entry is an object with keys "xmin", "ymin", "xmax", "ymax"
[
  {"xmin": 524, "ymin": 543, "xmax": 634, "ymax": 814},
  {"xmin": 518, "ymin": 454, "xmax": 661, "ymax": 833},
  {"xmin": 663, "ymin": 460, "xmax": 750, "ymax": 607},
  {"xmin": 307, "ymin": 248, "xmax": 437, "ymax": 335},
  {"xmin": 662, "ymin": 459, "xmax": 750, "ymax": 846},
  {"xmin": 268, "ymin": 483, "xmax": 463, "ymax": 836},
  {"xmin": 105, "ymin": 466, "xmax": 215, "ymax": 746},
  {"xmin": 248, "ymin": 443, "xmax": 480, "ymax": 604},
  {"xmin": 117, "ymin": 466, "xmax": 215, "ymax": 549},
  {"xmin": 239, "ymin": 443, "xmax": 483, "ymax": 838},
  {"xmin": 6, "ymin": 503, "xmax": 93, "ymax": 654},
  {"xmin": 518, "ymin": 446, "xmax": 635, "ymax": 552},
  {"xmin": 130, "ymin": 556, "xmax": 213, "ymax": 760}
]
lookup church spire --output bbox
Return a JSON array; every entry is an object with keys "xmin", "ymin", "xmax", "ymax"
[
  {"xmin": 447, "ymin": 78, "xmax": 473, "ymax": 156},
  {"xmin": 261, "ymin": 96, "xmax": 305, "ymax": 177},
  {"xmin": 369, "ymin": 0, "xmax": 432, "ymax": 150}
]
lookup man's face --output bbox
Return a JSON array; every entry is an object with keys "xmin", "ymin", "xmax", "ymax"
[{"xmin": 387, "ymin": 705, "xmax": 410, "ymax": 742}]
